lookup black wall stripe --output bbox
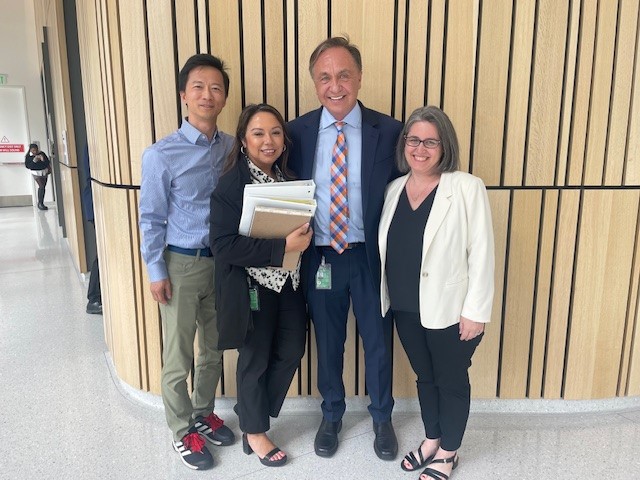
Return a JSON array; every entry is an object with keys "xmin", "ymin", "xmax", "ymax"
[
  {"xmin": 469, "ymin": 0, "xmax": 483, "ymax": 175},
  {"xmin": 440, "ymin": 0, "xmax": 449, "ymax": 110},
  {"xmin": 171, "ymin": 0, "xmax": 181, "ymax": 128},
  {"xmin": 580, "ymin": 0, "xmax": 600, "ymax": 186},
  {"xmin": 283, "ymin": 0, "xmax": 289, "ymax": 120},
  {"xmin": 501, "ymin": 0, "xmax": 518, "ymax": 187},
  {"xmin": 390, "ymin": 0, "xmax": 399, "ymax": 118},
  {"xmin": 143, "ymin": 0, "xmax": 156, "ymax": 145},
  {"xmin": 260, "ymin": 0, "xmax": 267, "ymax": 103},
  {"xmin": 194, "ymin": 0, "xmax": 200, "ymax": 53},
  {"xmin": 238, "ymin": 0, "xmax": 246, "ymax": 107}
]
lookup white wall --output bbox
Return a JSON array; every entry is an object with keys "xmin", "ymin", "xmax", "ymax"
[{"xmin": 0, "ymin": 0, "xmax": 49, "ymax": 203}]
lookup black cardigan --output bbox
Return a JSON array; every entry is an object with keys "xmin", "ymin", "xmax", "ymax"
[
  {"xmin": 210, "ymin": 157, "xmax": 287, "ymax": 350},
  {"xmin": 24, "ymin": 151, "xmax": 50, "ymax": 171}
]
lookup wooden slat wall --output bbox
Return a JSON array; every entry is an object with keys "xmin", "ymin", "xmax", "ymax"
[{"xmin": 32, "ymin": 0, "xmax": 639, "ymax": 401}]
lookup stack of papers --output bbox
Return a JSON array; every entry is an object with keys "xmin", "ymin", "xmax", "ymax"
[{"xmin": 240, "ymin": 180, "xmax": 317, "ymax": 270}]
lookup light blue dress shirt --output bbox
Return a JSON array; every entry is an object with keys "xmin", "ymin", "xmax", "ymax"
[
  {"xmin": 139, "ymin": 120, "xmax": 233, "ymax": 282},
  {"xmin": 313, "ymin": 104, "xmax": 365, "ymax": 246}
]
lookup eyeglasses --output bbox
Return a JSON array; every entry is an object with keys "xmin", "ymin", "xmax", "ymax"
[{"xmin": 404, "ymin": 136, "xmax": 441, "ymax": 149}]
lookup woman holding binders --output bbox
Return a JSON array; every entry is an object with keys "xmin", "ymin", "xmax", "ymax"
[{"xmin": 210, "ymin": 103, "xmax": 312, "ymax": 467}]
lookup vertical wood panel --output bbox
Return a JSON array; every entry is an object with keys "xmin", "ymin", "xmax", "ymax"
[
  {"xmin": 542, "ymin": 190, "xmax": 580, "ymax": 398},
  {"xmin": 119, "ymin": 0, "xmax": 152, "ymax": 185},
  {"xmin": 583, "ymin": 0, "xmax": 618, "ymax": 185},
  {"xmin": 564, "ymin": 191, "xmax": 639, "ymax": 398},
  {"xmin": 443, "ymin": 0, "xmax": 478, "ymax": 172},
  {"xmin": 295, "ymin": 0, "xmax": 328, "ymax": 116},
  {"xmin": 147, "ymin": 1, "xmax": 179, "ymax": 141},
  {"xmin": 525, "ymin": 0, "xmax": 569, "ymax": 186},
  {"xmin": 209, "ymin": 0, "xmax": 242, "ymax": 136},
  {"xmin": 556, "ymin": 0, "xmax": 581, "ymax": 186},
  {"xmin": 528, "ymin": 190, "xmax": 559, "ymax": 398},
  {"xmin": 624, "ymin": 2, "xmax": 640, "ymax": 185},
  {"xmin": 242, "ymin": 0, "xmax": 265, "ymax": 104},
  {"xmin": 503, "ymin": 0, "xmax": 535, "ymax": 186},
  {"xmin": 264, "ymin": 1, "xmax": 286, "ymax": 112},
  {"xmin": 499, "ymin": 191, "xmax": 542, "ymax": 398},
  {"xmin": 427, "ymin": 0, "xmax": 446, "ymax": 107},
  {"xmin": 331, "ymin": 0, "xmax": 397, "ymax": 115},
  {"xmin": 605, "ymin": 0, "xmax": 640, "ymax": 185},
  {"xmin": 567, "ymin": 1, "xmax": 598, "ymax": 184},
  {"xmin": 472, "ymin": 0, "xmax": 512, "ymax": 184}
]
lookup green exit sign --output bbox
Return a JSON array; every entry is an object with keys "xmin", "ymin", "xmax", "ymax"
[{"xmin": 0, "ymin": 74, "xmax": 7, "ymax": 85}]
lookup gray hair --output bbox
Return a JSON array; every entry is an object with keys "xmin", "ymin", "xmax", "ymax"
[
  {"xmin": 395, "ymin": 106, "xmax": 460, "ymax": 174},
  {"xmin": 308, "ymin": 35, "xmax": 362, "ymax": 76}
]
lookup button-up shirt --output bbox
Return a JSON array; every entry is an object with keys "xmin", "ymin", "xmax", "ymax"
[
  {"xmin": 312, "ymin": 104, "xmax": 365, "ymax": 246},
  {"xmin": 139, "ymin": 120, "xmax": 233, "ymax": 282}
]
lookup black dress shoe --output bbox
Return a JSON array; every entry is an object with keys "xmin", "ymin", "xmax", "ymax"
[
  {"xmin": 86, "ymin": 300, "xmax": 103, "ymax": 315},
  {"xmin": 314, "ymin": 419, "xmax": 342, "ymax": 457},
  {"xmin": 373, "ymin": 421, "xmax": 398, "ymax": 460}
]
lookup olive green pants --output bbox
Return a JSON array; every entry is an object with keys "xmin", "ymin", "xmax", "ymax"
[{"xmin": 160, "ymin": 250, "xmax": 222, "ymax": 440}]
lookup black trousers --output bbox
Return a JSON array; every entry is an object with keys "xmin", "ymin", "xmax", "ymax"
[
  {"xmin": 394, "ymin": 311, "xmax": 482, "ymax": 451},
  {"xmin": 236, "ymin": 278, "xmax": 307, "ymax": 433},
  {"xmin": 34, "ymin": 175, "xmax": 48, "ymax": 205},
  {"xmin": 87, "ymin": 257, "xmax": 101, "ymax": 303}
]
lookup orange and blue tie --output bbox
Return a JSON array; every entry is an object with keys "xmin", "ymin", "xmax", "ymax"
[{"xmin": 330, "ymin": 121, "xmax": 349, "ymax": 253}]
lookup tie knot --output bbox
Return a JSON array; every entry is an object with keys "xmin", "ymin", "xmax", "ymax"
[{"xmin": 335, "ymin": 121, "xmax": 345, "ymax": 132}]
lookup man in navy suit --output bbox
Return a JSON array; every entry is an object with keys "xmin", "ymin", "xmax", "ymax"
[{"xmin": 287, "ymin": 36, "xmax": 402, "ymax": 460}]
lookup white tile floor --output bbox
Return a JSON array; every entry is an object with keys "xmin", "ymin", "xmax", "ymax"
[{"xmin": 1, "ymin": 205, "xmax": 640, "ymax": 479}]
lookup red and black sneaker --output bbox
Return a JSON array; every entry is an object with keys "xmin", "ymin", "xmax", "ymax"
[
  {"xmin": 194, "ymin": 412, "xmax": 235, "ymax": 446},
  {"xmin": 172, "ymin": 429, "xmax": 213, "ymax": 470}
]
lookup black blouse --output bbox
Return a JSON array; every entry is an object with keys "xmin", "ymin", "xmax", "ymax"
[{"xmin": 385, "ymin": 185, "xmax": 438, "ymax": 313}]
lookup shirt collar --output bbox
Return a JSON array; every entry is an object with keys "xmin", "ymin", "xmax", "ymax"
[
  {"xmin": 245, "ymin": 156, "xmax": 285, "ymax": 183},
  {"xmin": 180, "ymin": 119, "xmax": 219, "ymax": 145},
  {"xmin": 319, "ymin": 102, "xmax": 362, "ymax": 131}
]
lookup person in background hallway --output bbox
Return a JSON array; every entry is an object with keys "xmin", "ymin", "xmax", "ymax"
[
  {"xmin": 378, "ymin": 106, "xmax": 494, "ymax": 480},
  {"xmin": 25, "ymin": 143, "xmax": 51, "ymax": 211},
  {"xmin": 80, "ymin": 144, "xmax": 102, "ymax": 315},
  {"xmin": 211, "ymin": 103, "xmax": 312, "ymax": 467},
  {"xmin": 139, "ymin": 53, "xmax": 235, "ymax": 471},
  {"xmin": 287, "ymin": 35, "xmax": 403, "ymax": 460}
]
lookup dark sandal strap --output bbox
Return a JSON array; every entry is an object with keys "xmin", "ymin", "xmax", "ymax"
[
  {"xmin": 421, "ymin": 468, "xmax": 449, "ymax": 480},
  {"xmin": 263, "ymin": 447, "xmax": 284, "ymax": 461},
  {"xmin": 404, "ymin": 448, "xmax": 425, "ymax": 470},
  {"xmin": 428, "ymin": 454, "xmax": 457, "ymax": 465}
]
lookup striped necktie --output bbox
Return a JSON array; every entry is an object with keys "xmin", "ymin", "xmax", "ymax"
[{"xmin": 330, "ymin": 121, "xmax": 349, "ymax": 253}]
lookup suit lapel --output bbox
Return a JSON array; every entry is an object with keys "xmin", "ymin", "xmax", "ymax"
[
  {"xmin": 361, "ymin": 104, "xmax": 379, "ymax": 217},
  {"xmin": 300, "ymin": 108, "xmax": 322, "ymax": 179},
  {"xmin": 421, "ymin": 172, "xmax": 453, "ymax": 261}
]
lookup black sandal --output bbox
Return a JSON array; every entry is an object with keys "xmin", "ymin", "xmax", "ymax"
[
  {"xmin": 420, "ymin": 454, "xmax": 459, "ymax": 480},
  {"xmin": 400, "ymin": 440, "xmax": 435, "ymax": 472},
  {"xmin": 242, "ymin": 433, "xmax": 288, "ymax": 467}
]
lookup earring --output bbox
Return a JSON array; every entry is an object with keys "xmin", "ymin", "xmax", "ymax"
[
  {"xmin": 282, "ymin": 145, "xmax": 287, "ymax": 152},
  {"xmin": 240, "ymin": 145, "xmax": 247, "ymax": 156}
]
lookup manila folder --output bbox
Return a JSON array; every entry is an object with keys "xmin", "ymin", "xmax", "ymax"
[{"xmin": 249, "ymin": 206, "xmax": 312, "ymax": 270}]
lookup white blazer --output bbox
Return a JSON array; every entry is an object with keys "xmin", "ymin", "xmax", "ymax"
[{"xmin": 379, "ymin": 171, "xmax": 495, "ymax": 329}]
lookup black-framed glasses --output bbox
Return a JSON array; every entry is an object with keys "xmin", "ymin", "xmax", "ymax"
[{"xmin": 404, "ymin": 136, "xmax": 441, "ymax": 149}]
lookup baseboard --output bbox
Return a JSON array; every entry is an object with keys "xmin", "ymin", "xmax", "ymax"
[{"xmin": 0, "ymin": 195, "xmax": 32, "ymax": 207}]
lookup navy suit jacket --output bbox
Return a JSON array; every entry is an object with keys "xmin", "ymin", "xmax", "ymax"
[{"xmin": 287, "ymin": 102, "xmax": 403, "ymax": 295}]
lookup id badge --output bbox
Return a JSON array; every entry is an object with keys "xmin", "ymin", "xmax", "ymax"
[
  {"xmin": 249, "ymin": 286, "xmax": 260, "ymax": 311},
  {"xmin": 315, "ymin": 256, "xmax": 332, "ymax": 290}
]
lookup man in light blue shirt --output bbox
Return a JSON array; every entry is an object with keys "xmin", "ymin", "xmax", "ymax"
[{"xmin": 139, "ymin": 53, "xmax": 234, "ymax": 471}]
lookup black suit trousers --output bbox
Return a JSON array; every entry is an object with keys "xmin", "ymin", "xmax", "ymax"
[
  {"xmin": 236, "ymin": 278, "xmax": 307, "ymax": 433},
  {"xmin": 394, "ymin": 311, "xmax": 482, "ymax": 451}
]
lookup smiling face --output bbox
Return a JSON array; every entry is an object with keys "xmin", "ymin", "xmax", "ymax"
[
  {"xmin": 312, "ymin": 46, "xmax": 362, "ymax": 121},
  {"xmin": 404, "ymin": 121, "xmax": 442, "ymax": 176},
  {"xmin": 242, "ymin": 112, "xmax": 285, "ymax": 175},
  {"xmin": 179, "ymin": 66, "xmax": 227, "ymax": 132}
]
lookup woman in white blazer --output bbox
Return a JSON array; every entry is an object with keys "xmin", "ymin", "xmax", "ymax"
[{"xmin": 379, "ymin": 106, "xmax": 494, "ymax": 480}]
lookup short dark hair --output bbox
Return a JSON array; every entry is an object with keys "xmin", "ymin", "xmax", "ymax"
[
  {"xmin": 29, "ymin": 143, "xmax": 39, "ymax": 150},
  {"xmin": 308, "ymin": 35, "xmax": 362, "ymax": 76},
  {"xmin": 224, "ymin": 104, "xmax": 295, "ymax": 179},
  {"xmin": 178, "ymin": 53, "xmax": 230, "ymax": 98},
  {"xmin": 395, "ymin": 106, "xmax": 460, "ymax": 174}
]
